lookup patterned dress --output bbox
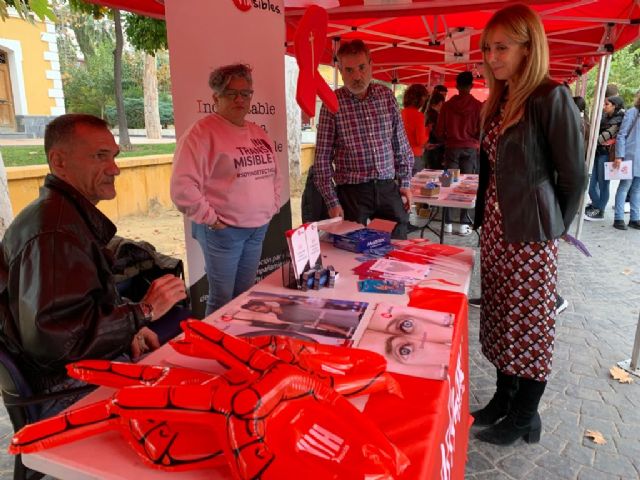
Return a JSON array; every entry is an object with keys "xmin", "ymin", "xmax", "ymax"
[{"xmin": 479, "ymin": 113, "xmax": 558, "ymax": 382}]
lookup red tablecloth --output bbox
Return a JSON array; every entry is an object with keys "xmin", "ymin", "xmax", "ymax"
[
  {"xmin": 364, "ymin": 287, "xmax": 471, "ymax": 479},
  {"xmin": 21, "ymin": 288, "xmax": 472, "ymax": 480}
]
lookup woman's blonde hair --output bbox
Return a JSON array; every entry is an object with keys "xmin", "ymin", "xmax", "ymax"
[{"xmin": 480, "ymin": 4, "xmax": 549, "ymax": 131}]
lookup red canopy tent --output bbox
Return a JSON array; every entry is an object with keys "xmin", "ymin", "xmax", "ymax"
[
  {"xmin": 283, "ymin": 0, "xmax": 640, "ymax": 85},
  {"xmin": 87, "ymin": 0, "xmax": 640, "ymax": 85}
]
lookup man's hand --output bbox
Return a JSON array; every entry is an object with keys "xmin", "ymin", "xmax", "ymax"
[
  {"xmin": 141, "ymin": 274, "xmax": 187, "ymax": 321},
  {"xmin": 399, "ymin": 188, "xmax": 412, "ymax": 212},
  {"xmin": 329, "ymin": 205, "xmax": 344, "ymax": 218},
  {"xmin": 130, "ymin": 326, "xmax": 160, "ymax": 358},
  {"xmin": 614, "ymin": 158, "xmax": 623, "ymax": 169}
]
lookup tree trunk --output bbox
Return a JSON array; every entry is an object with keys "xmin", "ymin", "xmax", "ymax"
[
  {"xmin": 113, "ymin": 9, "xmax": 131, "ymax": 150},
  {"xmin": 143, "ymin": 53, "xmax": 162, "ymax": 140},
  {"xmin": 0, "ymin": 152, "xmax": 13, "ymax": 240},
  {"xmin": 70, "ymin": 21, "xmax": 96, "ymax": 62}
]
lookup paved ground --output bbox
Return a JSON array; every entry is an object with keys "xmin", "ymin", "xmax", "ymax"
[
  {"xmin": 0, "ymin": 203, "xmax": 637, "ymax": 479},
  {"xmin": 462, "ymin": 207, "xmax": 640, "ymax": 480}
]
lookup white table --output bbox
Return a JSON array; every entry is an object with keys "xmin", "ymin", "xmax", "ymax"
[
  {"xmin": 410, "ymin": 172, "xmax": 478, "ymax": 243},
  {"xmin": 22, "ymin": 243, "xmax": 475, "ymax": 479}
]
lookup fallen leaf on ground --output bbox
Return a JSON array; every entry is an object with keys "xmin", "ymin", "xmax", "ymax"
[
  {"xmin": 585, "ymin": 430, "xmax": 607, "ymax": 445},
  {"xmin": 622, "ymin": 268, "xmax": 633, "ymax": 275},
  {"xmin": 610, "ymin": 366, "xmax": 634, "ymax": 384}
]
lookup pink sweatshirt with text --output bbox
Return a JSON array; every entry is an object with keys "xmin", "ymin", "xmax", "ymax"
[{"xmin": 170, "ymin": 113, "xmax": 282, "ymax": 228}]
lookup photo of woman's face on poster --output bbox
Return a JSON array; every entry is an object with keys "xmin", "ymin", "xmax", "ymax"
[
  {"xmin": 210, "ymin": 291, "xmax": 370, "ymax": 346},
  {"xmin": 357, "ymin": 330, "xmax": 449, "ymax": 380},
  {"xmin": 356, "ymin": 303, "xmax": 454, "ymax": 380}
]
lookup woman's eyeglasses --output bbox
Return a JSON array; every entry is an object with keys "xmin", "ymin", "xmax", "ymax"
[{"xmin": 221, "ymin": 89, "xmax": 254, "ymax": 100}]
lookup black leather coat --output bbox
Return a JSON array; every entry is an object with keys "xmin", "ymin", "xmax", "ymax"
[
  {"xmin": 0, "ymin": 175, "xmax": 149, "ymax": 392},
  {"xmin": 474, "ymin": 81, "xmax": 588, "ymax": 242}
]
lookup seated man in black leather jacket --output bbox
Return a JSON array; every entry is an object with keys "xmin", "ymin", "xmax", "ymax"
[{"xmin": 0, "ymin": 113, "xmax": 188, "ymax": 417}]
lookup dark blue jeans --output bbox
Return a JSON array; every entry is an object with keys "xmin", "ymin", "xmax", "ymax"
[
  {"xmin": 588, "ymin": 153, "xmax": 611, "ymax": 211},
  {"xmin": 192, "ymin": 222, "xmax": 268, "ymax": 316}
]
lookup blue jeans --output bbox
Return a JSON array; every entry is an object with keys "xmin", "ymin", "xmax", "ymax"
[
  {"xmin": 192, "ymin": 222, "xmax": 268, "ymax": 316},
  {"xmin": 614, "ymin": 176, "xmax": 640, "ymax": 221},
  {"xmin": 588, "ymin": 153, "xmax": 611, "ymax": 211}
]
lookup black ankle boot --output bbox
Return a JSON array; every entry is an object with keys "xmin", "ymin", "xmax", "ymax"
[
  {"xmin": 475, "ymin": 377, "xmax": 546, "ymax": 446},
  {"xmin": 476, "ymin": 411, "xmax": 542, "ymax": 445},
  {"xmin": 471, "ymin": 370, "xmax": 518, "ymax": 427}
]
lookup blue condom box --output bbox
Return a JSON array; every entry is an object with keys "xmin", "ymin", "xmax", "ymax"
[{"xmin": 332, "ymin": 228, "xmax": 391, "ymax": 253}]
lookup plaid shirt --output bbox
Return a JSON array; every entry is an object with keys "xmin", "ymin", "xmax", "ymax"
[{"xmin": 313, "ymin": 83, "xmax": 413, "ymax": 208}]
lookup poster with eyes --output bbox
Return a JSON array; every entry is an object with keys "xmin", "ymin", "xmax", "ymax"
[{"xmin": 356, "ymin": 303, "xmax": 454, "ymax": 380}]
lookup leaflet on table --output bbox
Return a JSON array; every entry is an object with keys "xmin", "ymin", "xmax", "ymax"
[
  {"xmin": 445, "ymin": 192, "xmax": 476, "ymax": 202},
  {"xmin": 356, "ymin": 303, "xmax": 454, "ymax": 380},
  {"xmin": 316, "ymin": 217, "xmax": 364, "ymax": 236},
  {"xmin": 353, "ymin": 260, "xmax": 427, "ymax": 287},
  {"xmin": 413, "ymin": 169, "xmax": 443, "ymax": 183},
  {"xmin": 392, "ymin": 242, "xmax": 474, "ymax": 268},
  {"xmin": 382, "ymin": 246, "xmax": 471, "ymax": 291},
  {"xmin": 369, "ymin": 258, "xmax": 430, "ymax": 281},
  {"xmin": 452, "ymin": 184, "xmax": 478, "ymax": 195},
  {"xmin": 357, "ymin": 279, "xmax": 405, "ymax": 294},
  {"xmin": 208, "ymin": 290, "xmax": 370, "ymax": 347}
]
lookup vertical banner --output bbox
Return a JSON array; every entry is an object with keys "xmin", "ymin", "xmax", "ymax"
[{"xmin": 165, "ymin": 0, "xmax": 291, "ymax": 318}]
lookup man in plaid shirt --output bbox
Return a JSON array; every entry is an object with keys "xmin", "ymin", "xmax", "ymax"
[{"xmin": 313, "ymin": 40, "xmax": 414, "ymax": 239}]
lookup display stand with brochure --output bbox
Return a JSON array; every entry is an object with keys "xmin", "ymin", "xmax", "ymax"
[{"xmin": 284, "ymin": 222, "xmax": 335, "ymax": 290}]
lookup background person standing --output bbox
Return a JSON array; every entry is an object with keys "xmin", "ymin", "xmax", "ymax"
[
  {"xmin": 584, "ymin": 96, "xmax": 625, "ymax": 221},
  {"xmin": 612, "ymin": 90, "xmax": 640, "ymax": 230},
  {"xmin": 171, "ymin": 64, "xmax": 282, "ymax": 316},
  {"xmin": 313, "ymin": 40, "xmax": 414, "ymax": 239},
  {"xmin": 401, "ymin": 84, "xmax": 429, "ymax": 174},
  {"xmin": 436, "ymin": 71, "xmax": 482, "ymax": 235}
]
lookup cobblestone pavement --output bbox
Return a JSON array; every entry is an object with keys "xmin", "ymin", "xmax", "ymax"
[
  {"xmin": 0, "ymin": 207, "xmax": 638, "ymax": 479},
  {"xmin": 463, "ymin": 208, "xmax": 640, "ymax": 480}
]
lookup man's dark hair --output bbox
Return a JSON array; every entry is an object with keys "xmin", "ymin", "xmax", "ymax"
[
  {"xmin": 44, "ymin": 114, "xmax": 109, "ymax": 157},
  {"xmin": 429, "ymin": 92, "xmax": 446, "ymax": 108},
  {"xmin": 433, "ymin": 84, "xmax": 448, "ymax": 95},
  {"xmin": 456, "ymin": 71, "xmax": 474, "ymax": 89},
  {"xmin": 572, "ymin": 96, "xmax": 586, "ymax": 113},
  {"xmin": 337, "ymin": 39, "xmax": 370, "ymax": 61},
  {"xmin": 605, "ymin": 84, "xmax": 619, "ymax": 98}
]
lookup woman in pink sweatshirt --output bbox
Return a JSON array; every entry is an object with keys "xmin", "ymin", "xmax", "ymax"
[{"xmin": 170, "ymin": 64, "xmax": 282, "ymax": 315}]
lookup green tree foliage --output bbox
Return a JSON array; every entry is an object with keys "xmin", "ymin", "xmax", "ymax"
[
  {"xmin": 54, "ymin": 1, "xmax": 113, "ymax": 70},
  {"xmin": 1, "ymin": 0, "xmax": 54, "ymax": 21},
  {"xmin": 156, "ymin": 51, "xmax": 173, "ymax": 100},
  {"xmin": 124, "ymin": 13, "xmax": 167, "ymax": 55},
  {"xmin": 585, "ymin": 41, "xmax": 640, "ymax": 111},
  {"xmin": 104, "ymin": 97, "xmax": 174, "ymax": 129},
  {"xmin": 67, "ymin": 0, "xmax": 108, "ymax": 18},
  {"xmin": 63, "ymin": 41, "xmax": 116, "ymax": 118}
]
